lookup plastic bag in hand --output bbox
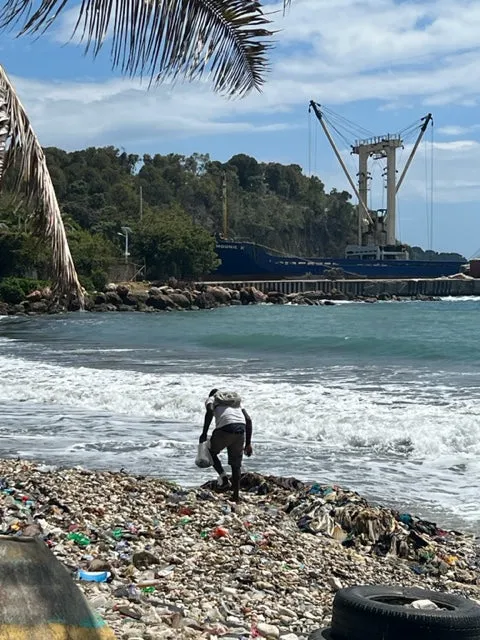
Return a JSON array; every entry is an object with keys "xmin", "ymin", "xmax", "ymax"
[{"xmin": 195, "ymin": 440, "xmax": 213, "ymax": 468}]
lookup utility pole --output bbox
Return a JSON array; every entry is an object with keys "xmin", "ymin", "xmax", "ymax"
[
  {"xmin": 118, "ymin": 226, "xmax": 132, "ymax": 265},
  {"xmin": 222, "ymin": 171, "xmax": 228, "ymax": 238},
  {"xmin": 139, "ymin": 186, "xmax": 143, "ymax": 222}
]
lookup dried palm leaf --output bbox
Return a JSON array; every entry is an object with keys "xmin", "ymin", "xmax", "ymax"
[
  {"xmin": 0, "ymin": 65, "xmax": 83, "ymax": 302},
  {"xmin": 1, "ymin": 0, "xmax": 290, "ymax": 97}
]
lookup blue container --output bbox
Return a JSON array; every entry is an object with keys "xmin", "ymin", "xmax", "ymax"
[{"xmin": 77, "ymin": 569, "xmax": 111, "ymax": 582}]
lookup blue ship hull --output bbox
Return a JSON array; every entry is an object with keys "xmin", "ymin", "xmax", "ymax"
[{"xmin": 213, "ymin": 240, "xmax": 465, "ymax": 279}]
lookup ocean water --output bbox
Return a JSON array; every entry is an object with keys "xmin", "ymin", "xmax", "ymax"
[{"xmin": 0, "ymin": 300, "xmax": 479, "ymax": 533}]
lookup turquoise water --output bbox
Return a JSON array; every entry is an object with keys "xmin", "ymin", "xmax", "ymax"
[{"xmin": 0, "ymin": 299, "xmax": 478, "ymax": 531}]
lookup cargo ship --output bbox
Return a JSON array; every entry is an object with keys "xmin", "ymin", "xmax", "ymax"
[
  {"xmin": 214, "ymin": 239, "xmax": 465, "ymax": 279},
  {"xmin": 212, "ymin": 103, "xmax": 465, "ymax": 280}
]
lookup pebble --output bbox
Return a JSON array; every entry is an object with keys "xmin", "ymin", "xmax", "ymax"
[
  {"xmin": 257, "ymin": 622, "xmax": 280, "ymax": 638},
  {"xmin": 328, "ymin": 576, "xmax": 343, "ymax": 592},
  {"xmin": 0, "ymin": 460, "xmax": 477, "ymax": 640}
]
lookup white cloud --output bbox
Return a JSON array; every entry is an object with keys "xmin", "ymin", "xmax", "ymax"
[
  {"xmin": 7, "ymin": 0, "xmax": 480, "ymax": 212},
  {"xmin": 42, "ymin": 0, "xmax": 480, "ymax": 109},
  {"xmin": 437, "ymin": 124, "xmax": 480, "ymax": 136}
]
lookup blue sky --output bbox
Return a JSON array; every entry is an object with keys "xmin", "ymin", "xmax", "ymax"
[{"xmin": 3, "ymin": 0, "xmax": 480, "ymax": 257}]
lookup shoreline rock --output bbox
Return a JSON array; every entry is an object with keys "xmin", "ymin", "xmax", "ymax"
[
  {"xmin": 0, "ymin": 459, "xmax": 478, "ymax": 640},
  {"xmin": 0, "ymin": 283, "xmax": 444, "ymax": 317}
]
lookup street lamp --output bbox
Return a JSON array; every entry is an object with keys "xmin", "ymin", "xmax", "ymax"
[{"xmin": 117, "ymin": 226, "xmax": 132, "ymax": 264}]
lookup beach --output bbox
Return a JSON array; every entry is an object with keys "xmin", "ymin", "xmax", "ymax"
[
  {"xmin": 0, "ymin": 303, "xmax": 479, "ymax": 532},
  {"xmin": 1, "ymin": 459, "xmax": 478, "ymax": 639}
]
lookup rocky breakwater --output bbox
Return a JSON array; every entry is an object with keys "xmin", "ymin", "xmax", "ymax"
[
  {"xmin": 0, "ymin": 460, "xmax": 478, "ymax": 640},
  {"xmin": 0, "ymin": 283, "xmax": 442, "ymax": 317}
]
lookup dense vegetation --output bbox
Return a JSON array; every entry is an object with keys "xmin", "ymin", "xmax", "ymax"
[{"xmin": 0, "ymin": 146, "xmax": 465, "ymax": 286}]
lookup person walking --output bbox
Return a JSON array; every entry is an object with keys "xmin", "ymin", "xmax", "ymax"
[{"xmin": 199, "ymin": 388, "xmax": 253, "ymax": 502}]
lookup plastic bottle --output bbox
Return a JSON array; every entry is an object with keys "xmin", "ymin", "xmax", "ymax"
[{"xmin": 67, "ymin": 532, "xmax": 91, "ymax": 547}]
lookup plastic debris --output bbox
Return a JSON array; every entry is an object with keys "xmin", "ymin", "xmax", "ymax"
[
  {"xmin": 409, "ymin": 599, "xmax": 440, "ymax": 610},
  {"xmin": 0, "ymin": 462, "xmax": 477, "ymax": 640},
  {"xmin": 77, "ymin": 569, "xmax": 111, "ymax": 582}
]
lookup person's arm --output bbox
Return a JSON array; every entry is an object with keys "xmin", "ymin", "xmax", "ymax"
[
  {"xmin": 242, "ymin": 408, "xmax": 253, "ymax": 456},
  {"xmin": 199, "ymin": 406, "xmax": 214, "ymax": 443}
]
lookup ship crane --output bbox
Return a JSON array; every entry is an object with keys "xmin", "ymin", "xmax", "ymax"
[{"xmin": 308, "ymin": 101, "xmax": 432, "ymax": 261}]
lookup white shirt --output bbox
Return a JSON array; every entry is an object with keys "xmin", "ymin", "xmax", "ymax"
[{"xmin": 205, "ymin": 396, "xmax": 246, "ymax": 430}]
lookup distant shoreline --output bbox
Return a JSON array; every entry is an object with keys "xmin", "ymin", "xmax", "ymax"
[{"xmin": 0, "ymin": 281, "xmax": 472, "ymax": 317}]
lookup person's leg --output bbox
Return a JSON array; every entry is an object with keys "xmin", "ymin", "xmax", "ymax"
[
  {"xmin": 227, "ymin": 432, "xmax": 245, "ymax": 501},
  {"xmin": 209, "ymin": 430, "xmax": 230, "ymax": 489},
  {"xmin": 231, "ymin": 465, "xmax": 241, "ymax": 502}
]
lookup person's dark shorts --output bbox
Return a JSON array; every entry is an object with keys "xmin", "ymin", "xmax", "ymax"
[{"xmin": 210, "ymin": 424, "xmax": 245, "ymax": 468}]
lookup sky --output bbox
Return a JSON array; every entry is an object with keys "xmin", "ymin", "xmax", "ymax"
[{"xmin": 3, "ymin": 0, "xmax": 480, "ymax": 257}]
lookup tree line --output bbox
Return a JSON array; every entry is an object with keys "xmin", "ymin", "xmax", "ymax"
[{"xmin": 0, "ymin": 146, "xmax": 464, "ymax": 288}]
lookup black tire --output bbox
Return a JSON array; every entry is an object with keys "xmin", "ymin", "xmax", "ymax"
[{"xmin": 331, "ymin": 585, "xmax": 480, "ymax": 640}]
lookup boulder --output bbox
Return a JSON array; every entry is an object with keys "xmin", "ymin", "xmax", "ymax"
[
  {"xmin": 208, "ymin": 286, "xmax": 231, "ymax": 305},
  {"xmin": 68, "ymin": 298, "xmax": 82, "ymax": 312},
  {"xmin": 250, "ymin": 286, "xmax": 267, "ymax": 303},
  {"xmin": 267, "ymin": 292, "xmax": 286, "ymax": 305},
  {"xmin": 83, "ymin": 296, "xmax": 95, "ymax": 311},
  {"xmin": 26, "ymin": 290, "xmax": 42, "ymax": 303},
  {"xmin": 169, "ymin": 293, "xmax": 191, "ymax": 309},
  {"xmin": 105, "ymin": 283, "xmax": 117, "ymax": 292},
  {"xmin": 194, "ymin": 291, "xmax": 218, "ymax": 309},
  {"xmin": 94, "ymin": 293, "xmax": 107, "ymax": 305},
  {"xmin": 160, "ymin": 286, "xmax": 174, "ymax": 295},
  {"xmin": 303, "ymin": 291, "xmax": 326, "ymax": 301},
  {"xmin": 116, "ymin": 285, "xmax": 130, "ymax": 298},
  {"xmin": 105, "ymin": 291, "xmax": 122, "ymax": 306},
  {"xmin": 228, "ymin": 289, "xmax": 240, "ymax": 301},
  {"xmin": 331, "ymin": 290, "xmax": 349, "ymax": 301},
  {"xmin": 134, "ymin": 291, "xmax": 150, "ymax": 304},
  {"xmin": 146, "ymin": 294, "xmax": 176, "ymax": 310},
  {"xmin": 41, "ymin": 287, "xmax": 54, "ymax": 300},
  {"xmin": 123, "ymin": 294, "xmax": 139, "ymax": 307},
  {"xmin": 239, "ymin": 288, "xmax": 253, "ymax": 305}
]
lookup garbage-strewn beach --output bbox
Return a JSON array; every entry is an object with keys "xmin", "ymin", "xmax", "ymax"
[{"xmin": 1, "ymin": 460, "xmax": 478, "ymax": 640}]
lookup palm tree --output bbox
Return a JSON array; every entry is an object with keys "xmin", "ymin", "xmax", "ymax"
[
  {"xmin": 0, "ymin": 0, "xmax": 289, "ymax": 298},
  {"xmin": 0, "ymin": 66, "xmax": 83, "ymax": 301}
]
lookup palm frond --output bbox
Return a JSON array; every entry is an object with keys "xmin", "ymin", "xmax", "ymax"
[
  {"xmin": 0, "ymin": 0, "xmax": 289, "ymax": 96},
  {"xmin": 0, "ymin": 65, "xmax": 83, "ymax": 302}
]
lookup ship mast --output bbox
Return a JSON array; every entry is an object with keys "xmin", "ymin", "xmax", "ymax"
[{"xmin": 309, "ymin": 101, "xmax": 432, "ymax": 249}]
